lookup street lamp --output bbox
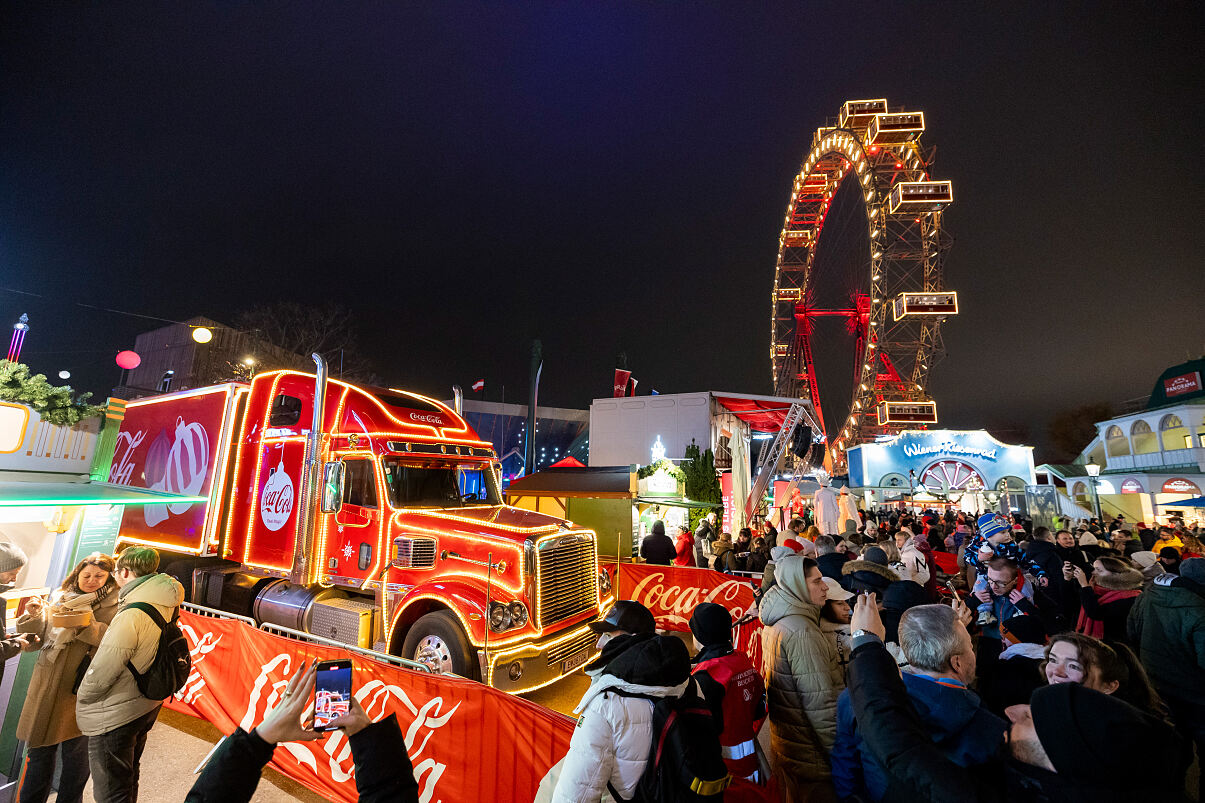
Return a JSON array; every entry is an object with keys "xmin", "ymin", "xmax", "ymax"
[
  {"xmin": 1085, "ymin": 462, "xmax": 1103, "ymax": 521},
  {"xmin": 907, "ymin": 468, "xmax": 916, "ymax": 512}
]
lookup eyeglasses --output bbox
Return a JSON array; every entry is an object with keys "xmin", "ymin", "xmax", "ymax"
[{"xmin": 985, "ymin": 578, "xmax": 1015, "ymax": 589}]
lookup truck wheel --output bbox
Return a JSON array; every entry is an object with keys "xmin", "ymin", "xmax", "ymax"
[{"xmin": 402, "ymin": 611, "xmax": 479, "ymax": 680}]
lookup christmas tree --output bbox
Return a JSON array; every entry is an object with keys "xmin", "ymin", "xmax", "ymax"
[{"xmin": 0, "ymin": 360, "xmax": 102, "ymax": 427}]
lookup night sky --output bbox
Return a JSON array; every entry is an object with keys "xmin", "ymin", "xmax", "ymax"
[{"xmin": 3, "ymin": 3, "xmax": 1201, "ymax": 458}]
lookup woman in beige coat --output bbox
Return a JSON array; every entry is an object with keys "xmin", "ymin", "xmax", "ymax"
[{"xmin": 15, "ymin": 554, "xmax": 118, "ymax": 803}]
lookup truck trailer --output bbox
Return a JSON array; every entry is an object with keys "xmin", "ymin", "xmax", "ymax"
[{"xmin": 106, "ymin": 356, "xmax": 603, "ymax": 693}]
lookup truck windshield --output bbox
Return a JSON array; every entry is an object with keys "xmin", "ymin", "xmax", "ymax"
[{"xmin": 382, "ymin": 459, "xmax": 501, "ymax": 508}]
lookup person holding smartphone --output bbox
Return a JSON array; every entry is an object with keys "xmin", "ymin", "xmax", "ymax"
[
  {"xmin": 186, "ymin": 659, "xmax": 419, "ymax": 803},
  {"xmin": 15, "ymin": 553, "xmax": 119, "ymax": 803}
]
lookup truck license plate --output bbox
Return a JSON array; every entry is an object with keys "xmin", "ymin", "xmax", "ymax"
[{"xmin": 561, "ymin": 649, "xmax": 590, "ymax": 674}]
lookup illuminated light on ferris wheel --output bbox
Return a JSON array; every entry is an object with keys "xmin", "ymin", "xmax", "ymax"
[{"xmin": 769, "ymin": 99, "xmax": 957, "ymax": 473}]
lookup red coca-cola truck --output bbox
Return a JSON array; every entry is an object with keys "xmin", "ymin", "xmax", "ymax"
[{"xmin": 107, "ymin": 358, "xmax": 604, "ymax": 693}]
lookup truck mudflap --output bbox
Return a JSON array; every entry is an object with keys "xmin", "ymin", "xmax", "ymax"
[{"xmin": 483, "ymin": 618, "xmax": 601, "ymax": 695}]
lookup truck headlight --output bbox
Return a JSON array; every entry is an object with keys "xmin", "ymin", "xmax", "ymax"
[
  {"xmin": 488, "ymin": 602, "xmax": 512, "ymax": 632},
  {"xmin": 508, "ymin": 601, "xmax": 529, "ymax": 627},
  {"xmin": 598, "ymin": 568, "xmax": 612, "ymax": 595}
]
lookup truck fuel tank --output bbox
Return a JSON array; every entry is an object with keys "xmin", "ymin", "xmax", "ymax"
[{"xmin": 253, "ymin": 580, "xmax": 346, "ymax": 632}]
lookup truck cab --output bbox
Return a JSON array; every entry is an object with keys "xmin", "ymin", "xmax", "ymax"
[{"xmin": 110, "ymin": 364, "xmax": 602, "ymax": 693}]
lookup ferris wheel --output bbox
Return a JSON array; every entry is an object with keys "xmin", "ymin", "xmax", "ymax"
[{"xmin": 769, "ymin": 98, "xmax": 958, "ymax": 473}]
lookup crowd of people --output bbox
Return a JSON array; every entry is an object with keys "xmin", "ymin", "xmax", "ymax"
[
  {"xmin": 2, "ymin": 501, "xmax": 1202, "ymax": 802},
  {"xmin": 625, "ymin": 504, "xmax": 1205, "ymax": 802},
  {"xmin": 0, "ymin": 542, "xmax": 419, "ymax": 803}
]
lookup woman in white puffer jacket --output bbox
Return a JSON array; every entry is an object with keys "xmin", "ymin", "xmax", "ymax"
[{"xmin": 551, "ymin": 632, "xmax": 692, "ymax": 802}]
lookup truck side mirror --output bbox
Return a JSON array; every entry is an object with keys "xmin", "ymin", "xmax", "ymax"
[{"xmin": 321, "ymin": 461, "xmax": 345, "ymax": 513}]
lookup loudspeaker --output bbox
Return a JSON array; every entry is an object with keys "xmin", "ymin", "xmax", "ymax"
[
  {"xmin": 807, "ymin": 442, "xmax": 825, "ymax": 466},
  {"xmin": 790, "ymin": 425, "xmax": 813, "ymax": 459}
]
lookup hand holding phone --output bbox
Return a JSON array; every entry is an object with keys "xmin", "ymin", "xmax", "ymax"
[
  {"xmin": 254, "ymin": 660, "xmax": 321, "ymax": 746},
  {"xmin": 313, "ymin": 659, "xmax": 354, "ymax": 732}
]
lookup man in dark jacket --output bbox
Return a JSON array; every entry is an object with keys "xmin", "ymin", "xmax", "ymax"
[
  {"xmin": 845, "ymin": 595, "xmax": 1190, "ymax": 803},
  {"xmin": 187, "ymin": 660, "xmax": 418, "ymax": 803},
  {"xmin": 1129, "ymin": 558, "xmax": 1205, "ymax": 800},
  {"xmin": 639, "ymin": 520, "xmax": 676, "ymax": 565},
  {"xmin": 694, "ymin": 512, "xmax": 718, "ymax": 568},
  {"xmin": 814, "ymin": 536, "xmax": 846, "ymax": 582},
  {"xmin": 832, "ymin": 603, "xmax": 1003, "ymax": 801},
  {"xmin": 839, "ymin": 546, "xmax": 899, "ymax": 600}
]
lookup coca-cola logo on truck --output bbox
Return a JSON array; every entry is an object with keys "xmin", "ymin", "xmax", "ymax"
[
  {"xmin": 260, "ymin": 460, "xmax": 295, "ymax": 531},
  {"xmin": 408, "ymin": 412, "xmax": 444, "ymax": 425}
]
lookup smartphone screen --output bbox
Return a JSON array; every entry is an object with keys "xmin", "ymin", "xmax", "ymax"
[{"xmin": 313, "ymin": 660, "xmax": 353, "ymax": 731}]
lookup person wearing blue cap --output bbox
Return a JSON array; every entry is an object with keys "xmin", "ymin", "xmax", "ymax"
[{"xmin": 964, "ymin": 514, "xmax": 1047, "ymax": 626}]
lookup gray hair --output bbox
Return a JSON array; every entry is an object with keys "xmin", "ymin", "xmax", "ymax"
[
  {"xmin": 814, "ymin": 535, "xmax": 837, "ymax": 556},
  {"xmin": 898, "ymin": 604, "xmax": 961, "ymax": 673}
]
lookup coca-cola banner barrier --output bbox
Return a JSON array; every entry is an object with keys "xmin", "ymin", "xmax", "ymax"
[
  {"xmin": 166, "ymin": 611, "xmax": 574, "ymax": 803},
  {"xmin": 599, "ymin": 561, "xmax": 765, "ymax": 667}
]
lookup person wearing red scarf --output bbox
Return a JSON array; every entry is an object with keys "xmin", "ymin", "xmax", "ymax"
[{"xmin": 1068, "ymin": 556, "xmax": 1143, "ymax": 643}]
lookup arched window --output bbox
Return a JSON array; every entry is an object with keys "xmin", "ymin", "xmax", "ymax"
[
  {"xmin": 1071, "ymin": 481, "xmax": 1088, "ymax": 502},
  {"xmin": 1131, "ymin": 419, "xmax": 1159, "ymax": 454},
  {"xmin": 1161, "ymin": 414, "xmax": 1190, "ymax": 451},
  {"xmin": 1105, "ymin": 424, "xmax": 1131, "ymax": 457}
]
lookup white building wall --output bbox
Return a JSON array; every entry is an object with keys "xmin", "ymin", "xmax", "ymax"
[{"xmin": 589, "ymin": 393, "xmax": 712, "ymax": 467}]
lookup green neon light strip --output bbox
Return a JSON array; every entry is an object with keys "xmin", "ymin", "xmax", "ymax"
[
  {"xmin": 0, "ymin": 483, "xmax": 209, "ymax": 507},
  {"xmin": 0, "ymin": 495, "xmax": 208, "ymax": 507}
]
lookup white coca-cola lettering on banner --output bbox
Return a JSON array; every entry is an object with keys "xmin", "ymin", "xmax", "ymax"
[
  {"xmin": 108, "ymin": 429, "xmax": 146, "ymax": 487},
  {"xmin": 1120, "ymin": 478, "xmax": 1144, "ymax": 494},
  {"xmin": 1162, "ymin": 478, "xmax": 1201, "ymax": 495},
  {"xmin": 238, "ymin": 658, "xmax": 457, "ymax": 803},
  {"xmin": 1164, "ymin": 371, "xmax": 1203, "ymax": 398},
  {"xmin": 628, "ymin": 570, "xmax": 753, "ymax": 627},
  {"xmin": 261, "ymin": 459, "xmax": 295, "ymax": 531},
  {"xmin": 175, "ymin": 623, "xmax": 224, "ymax": 706}
]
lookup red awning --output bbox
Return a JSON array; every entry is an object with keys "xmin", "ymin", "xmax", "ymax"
[
  {"xmin": 549, "ymin": 455, "xmax": 586, "ymax": 468},
  {"xmin": 715, "ymin": 396, "xmax": 798, "ymax": 433}
]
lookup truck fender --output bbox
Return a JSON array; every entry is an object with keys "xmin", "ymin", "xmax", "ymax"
[{"xmin": 387, "ymin": 579, "xmax": 493, "ymax": 652}]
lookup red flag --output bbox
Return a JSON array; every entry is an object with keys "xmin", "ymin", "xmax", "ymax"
[
  {"xmin": 613, "ymin": 369, "xmax": 631, "ymax": 397},
  {"xmin": 628, "ymin": 378, "xmax": 638, "ymax": 396},
  {"xmin": 471, "ymin": 379, "xmax": 484, "ymax": 392}
]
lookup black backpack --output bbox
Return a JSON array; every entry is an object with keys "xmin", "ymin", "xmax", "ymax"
[
  {"xmin": 613, "ymin": 681, "xmax": 732, "ymax": 802},
  {"xmin": 124, "ymin": 602, "xmax": 192, "ymax": 700}
]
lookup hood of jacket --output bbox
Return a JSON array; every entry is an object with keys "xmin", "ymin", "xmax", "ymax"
[
  {"xmin": 841, "ymin": 559, "xmax": 899, "ymax": 584},
  {"xmin": 578, "ymin": 633, "xmax": 691, "ymax": 713},
  {"xmin": 758, "ymin": 555, "xmax": 821, "ymax": 627},
  {"xmin": 901, "ymin": 671, "xmax": 1006, "ymax": 745},
  {"xmin": 119, "ymin": 572, "xmax": 185, "ymax": 611},
  {"xmin": 1092, "ymin": 567, "xmax": 1144, "ymax": 591},
  {"xmin": 1000, "ymin": 642, "xmax": 1048, "ymax": 661},
  {"xmin": 1151, "ymin": 575, "xmax": 1205, "ymax": 608}
]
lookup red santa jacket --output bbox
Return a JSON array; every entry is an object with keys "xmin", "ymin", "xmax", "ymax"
[
  {"xmin": 693, "ymin": 650, "xmax": 767, "ymax": 780},
  {"xmin": 674, "ymin": 531, "xmax": 695, "ymax": 567}
]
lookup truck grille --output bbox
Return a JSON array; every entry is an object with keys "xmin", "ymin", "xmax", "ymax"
[
  {"xmin": 547, "ymin": 629, "xmax": 597, "ymax": 666},
  {"xmin": 536, "ymin": 534, "xmax": 597, "ymax": 628}
]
